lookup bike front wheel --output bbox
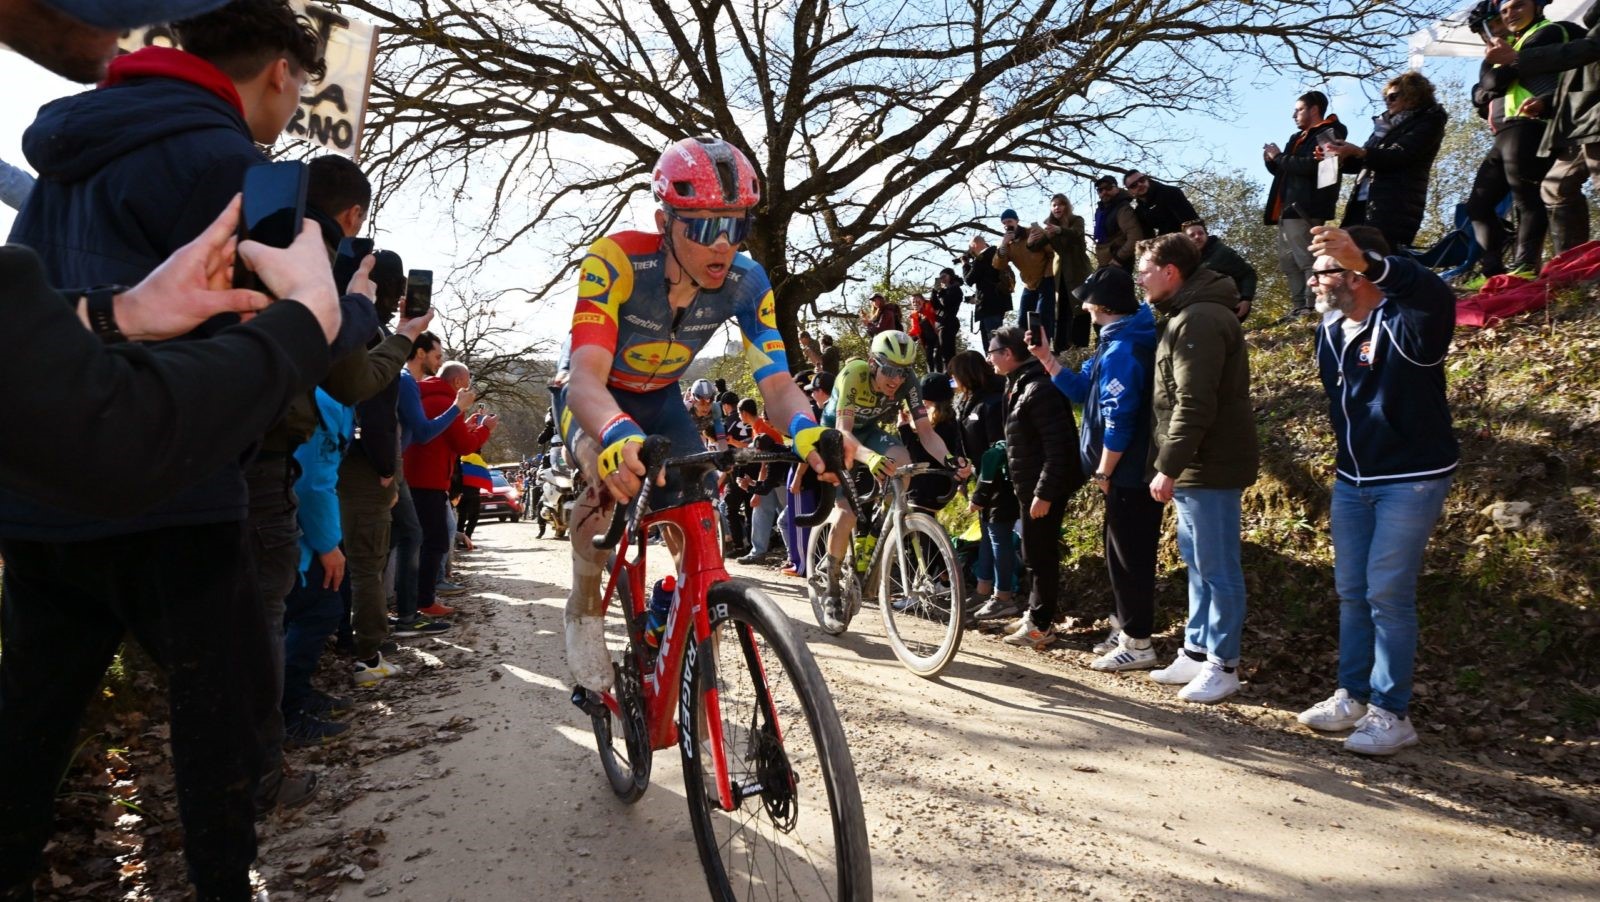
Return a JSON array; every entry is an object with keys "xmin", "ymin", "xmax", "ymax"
[
  {"xmin": 879, "ymin": 511, "xmax": 965, "ymax": 677},
  {"xmin": 803, "ymin": 513, "xmax": 852, "ymax": 636},
  {"xmin": 681, "ymin": 581, "xmax": 872, "ymax": 901}
]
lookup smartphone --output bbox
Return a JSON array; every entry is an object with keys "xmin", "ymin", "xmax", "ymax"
[
  {"xmin": 234, "ymin": 161, "xmax": 309, "ymax": 292},
  {"xmin": 333, "ymin": 236, "xmax": 375, "ymax": 294},
  {"xmin": 404, "ymin": 269, "xmax": 433, "ymax": 319},
  {"xmin": 1025, "ymin": 310, "xmax": 1042, "ymax": 345}
]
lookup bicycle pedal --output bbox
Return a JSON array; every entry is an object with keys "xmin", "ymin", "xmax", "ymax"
[{"xmin": 570, "ymin": 686, "xmax": 609, "ymax": 720}]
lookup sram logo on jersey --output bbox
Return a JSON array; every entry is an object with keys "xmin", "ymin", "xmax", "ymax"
[{"xmin": 621, "ymin": 340, "xmax": 693, "ymax": 373}]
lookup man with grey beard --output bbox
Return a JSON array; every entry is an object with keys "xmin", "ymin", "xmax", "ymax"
[{"xmin": 1296, "ymin": 224, "xmax": 1458, "ymax": 758}]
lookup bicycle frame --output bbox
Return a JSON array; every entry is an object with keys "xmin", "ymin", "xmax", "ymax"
[{"xmin": 597, "ymin": 496, "xmax": 767, "ymax": 814}]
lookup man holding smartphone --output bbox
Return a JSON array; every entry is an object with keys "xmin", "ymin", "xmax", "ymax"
[
  {"xmin": 0, "ymin": 2, "xmax": 355, "ymax": 899},
  {"xmin": 1263, "ymin": 91, "xmax": 1347, "ymax": 322}
]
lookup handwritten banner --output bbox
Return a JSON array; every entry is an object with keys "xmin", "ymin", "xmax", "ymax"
[{"xmin": 119, "ymin": 2, "xmax": 377, "ymax": 160}]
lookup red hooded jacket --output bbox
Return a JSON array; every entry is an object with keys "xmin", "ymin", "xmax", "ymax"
[{"xmin": 403, "ymin": 377, "xmax": 493, "ymax": 490}]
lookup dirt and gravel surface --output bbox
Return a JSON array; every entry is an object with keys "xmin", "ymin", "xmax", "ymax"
[{"xmin": 252, "ymin": 522, "xmax": 1600, "ymax": 901}]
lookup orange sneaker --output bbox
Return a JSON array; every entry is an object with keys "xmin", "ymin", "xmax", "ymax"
[{"xmin": 419, "ymin": 602, "xmax": 457, "ymax": 618}]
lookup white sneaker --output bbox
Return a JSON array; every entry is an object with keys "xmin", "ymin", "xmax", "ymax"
[
  {"xmin": 1090, "ymin": 639, "xmax": 1157, "ymax": 672},
  {"xmin": 1002, "ymin": 616, "xmax": 1055, "ymax": 649},
  {"xmin": 1344, "ymin": 705, "xmax": 1419, "ymax": 756},
  {"xmin": 1091, "ymin": 614, "xmax": 1124, "ymax": 655},
  {"xmin": 1150, "ymin": 652, "xmax": 1204, "ymax": 685},
  {"xmin": 1177, "ymin": 661, "xmax": 1240, "ymax": 704},
  {"xmin": 351, "ymin": 653, "xmax": 402, "ymax": 688},
  {"xmin": 1297, "ymin": 688, "xmax": 1369, "ymax": 731}
]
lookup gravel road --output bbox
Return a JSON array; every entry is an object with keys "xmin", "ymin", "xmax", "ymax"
[{"xmin": 259, "ymin": 521, "xmax": 1600, "ymax": 901}]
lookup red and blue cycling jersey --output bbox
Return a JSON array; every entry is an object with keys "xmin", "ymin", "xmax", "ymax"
[{"xmin": 569, "ymin": 231, "xmax": 789, "ymax": 393}]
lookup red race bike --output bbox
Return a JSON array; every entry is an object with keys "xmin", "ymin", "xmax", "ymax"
[{"xmin": 571, "ymin": 432, "xmax": 872, "ymax": 901}]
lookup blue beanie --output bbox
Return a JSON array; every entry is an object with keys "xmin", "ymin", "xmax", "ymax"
[{"xmin": 1000, "ymin": 209, "xmax": 1019, "ymax": 222}]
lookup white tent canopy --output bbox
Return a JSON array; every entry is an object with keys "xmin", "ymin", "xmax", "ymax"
[{"xmin": 1409, "ymin": 0, "xmax": 1596, "ymax": 68}]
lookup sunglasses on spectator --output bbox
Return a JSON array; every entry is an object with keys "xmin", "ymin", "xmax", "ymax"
[
  {"xmin": 1384, "ymin": 92, "xmax": 1401, "ymax": 103},
  {"xmin": 1311, "ymin": 267, "xmax": 1351, "ymax": 278},
  {"xmin": 669, "ymin": 211, "xmax": 753, "ymax": 247}
]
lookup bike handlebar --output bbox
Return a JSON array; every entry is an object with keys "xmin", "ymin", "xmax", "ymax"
[{"xmin": 592, "ymin": 430, "xmax": 853, "ymax": 550}]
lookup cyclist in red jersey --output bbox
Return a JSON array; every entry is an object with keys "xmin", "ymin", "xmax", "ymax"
[{"xmin": 558, "ymin": 136, "xmax": 852, "ymax": 691}]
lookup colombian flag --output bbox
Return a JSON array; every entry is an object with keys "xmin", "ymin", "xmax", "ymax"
[{"xmin": 461, "ymin": 454, "xmax": 493, "ymax": 491}]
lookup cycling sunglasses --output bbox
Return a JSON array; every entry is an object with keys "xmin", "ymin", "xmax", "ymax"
[
  {"xmin": 670, "ymin": 211, "xmax": 754, "ymax": 247},
  {"xmin": 874, "ymin": 361, "xmax": 911, "ymax": 381}
]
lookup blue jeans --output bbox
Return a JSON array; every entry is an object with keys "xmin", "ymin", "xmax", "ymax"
[
  {"xmin": 1331, "ymin": 477, "xmax": 1452, "ymax": 717},
  {"xmin": 282, "ymin": 555, "xmax": 345, "ymax": 715},
  {"xmin": 974, "ymin": 518, "xmax": 1018, "ymax": 593},
  {"xmin": 1172, "ymin": 488, "xmax": 1246, "ymax": 666},
  {"xmin": 391, "ymin": 476, "xmax": 423, "ymax": 620},
  {"xmin": 1019, "ymin": 279, "xmax": 1057, "ymax": 344},
  {"xmin": 978, "ymin": 314, "xmax": 1005, "ymax": 350},
  {"xmin": 750, "ymin": 490, "xmax": 786, "ymax": 555}
]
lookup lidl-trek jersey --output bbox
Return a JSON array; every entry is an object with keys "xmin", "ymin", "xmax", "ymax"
[
  {"xmin": 822, "ymin": 358, "xmax": 925, "ymax": 429},
  {"xmin": 568, "ymin": 231, "xmax": 789, "ymax": 392}
]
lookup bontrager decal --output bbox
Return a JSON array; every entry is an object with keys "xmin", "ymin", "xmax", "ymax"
[{"xmin": 678, "ymin": 641, "xmax": 697, "ymax": 759}]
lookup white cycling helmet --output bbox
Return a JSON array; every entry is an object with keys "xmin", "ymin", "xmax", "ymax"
[{"xmin": 869, "ymin": 330, "xmax": 917, "ymax": 370}]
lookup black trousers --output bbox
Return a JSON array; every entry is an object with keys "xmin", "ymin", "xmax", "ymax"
[
  {"xmin": 458, "ymin": 488, "xmax": 481, "ymax": 537},
  {"xmin": 724, "ymin": 484, "xmax": 751, "ymax": 551},
  {"xmin": 0, "ymin": 524, "xmax": 270, "ymax": 901},
  {"xmin": 1055, "ymin": 274, "xmax": 1090, "ymax": 351},
  {"xmin": 1020, "ymin": 502, "xmax": 1068, "ymax": 626},
  {"xmin": 1103, "ymin": 484, "xmax": 1165, "ymax": 639},
  {"xmin": 938, "ymin": 312, "xmax": 961, "ymax": 365},
  {"xmin": 412, "ymin": 487, "xmax": 451, "ymax": 611},
  {"xmin": 1468, "ymin": 120, "xmax": 1555, "ymax": 276}
]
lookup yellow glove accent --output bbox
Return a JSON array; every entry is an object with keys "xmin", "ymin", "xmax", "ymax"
[
  {"xmin": 792, "ymin": 425, "xmax": 829, "ymax": 462},
  {"xmin": 597, "ymin": 435, "xmax": 644, "ymax": 480},
  {"xmin": 861, "ymin": 449, "xmax": 888, "ymax": 476}
]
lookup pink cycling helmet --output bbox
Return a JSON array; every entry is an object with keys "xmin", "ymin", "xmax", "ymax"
[{"xmin": 652, "ymin": 137, "xmax": 761, "ymax": 211}]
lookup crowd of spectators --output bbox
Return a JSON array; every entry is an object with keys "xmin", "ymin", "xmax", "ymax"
[
  {"xmin": 0, "ymin": 2, "xmax": 510, "ymax": 899},
  {"xmin": 5, "ymin": 0, "xmax": 1596, "ymax": 895}
]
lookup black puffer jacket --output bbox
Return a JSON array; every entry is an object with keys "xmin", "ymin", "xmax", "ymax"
[
  {"xmin": 1340, "ymin": 103, "xmax": 1448, "ymax": 248},
  {"xmin": 964, "ymin": 246, "xmax": 1010, "ymax": 317},
  {"xmin": 1263, "ymin": 116, "xmax": 1348, "ymax": 224},
  {"xmin": 1003, "ymin": 358, "xmax": 1084, "ymax": 505},
  {"xmin": 957, "ymin": 387, "xmax": 1017, "ymax": 522}
]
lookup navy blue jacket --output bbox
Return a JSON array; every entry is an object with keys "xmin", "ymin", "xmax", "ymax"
[
  {"xmin": 0, "ymin": 60, "xmax": 263, "ymax": 540},
  {"xmin": 1316, "ymin": 256, "xmax": 1459, "ymax": 486},
  {"xmin": 1050, "ymin": 303, "xmax": 1158, "ymax": 488}
]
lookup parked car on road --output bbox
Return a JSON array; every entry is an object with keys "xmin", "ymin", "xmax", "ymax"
[{"xmin": 480, "ymin": 468, "xmax": 523, "ymax": 522}]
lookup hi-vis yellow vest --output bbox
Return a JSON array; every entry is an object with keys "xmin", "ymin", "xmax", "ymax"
[{"xmin": 1506, "ymin": 19, "xmax": 1563, "ymax": 120}]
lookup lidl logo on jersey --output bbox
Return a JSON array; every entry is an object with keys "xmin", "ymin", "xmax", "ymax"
[
  {"xmin": 757, "ymin": 292, "xmax": 777, "ymax": 328},
  {"xmin": 622, "ymin": 339, "xmax": 693, "ymax": 374},
  {"xmin": 579, "ymin": 255, "xmax": 618, "ymax": 299}
]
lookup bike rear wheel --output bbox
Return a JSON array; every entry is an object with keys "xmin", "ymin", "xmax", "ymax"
[
  {"xmin": 681, "ymin": 581, "xmax": 872, "ymax": 901},
  {"xmin": 879, "ymin": 511, "xmax": 965, "ymax": 677}
]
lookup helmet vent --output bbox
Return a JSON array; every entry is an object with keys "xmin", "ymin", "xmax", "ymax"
[{"xmin": 673, "ymin": 180, "xmax": 695, "ymax": 198}]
